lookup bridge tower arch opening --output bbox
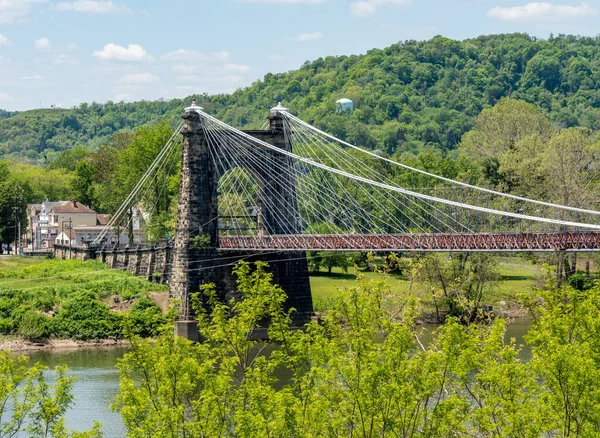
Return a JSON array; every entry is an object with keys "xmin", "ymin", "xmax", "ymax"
[{"xmin": 170, "ymin": 107, "xmax": 313, "ymax": 341}]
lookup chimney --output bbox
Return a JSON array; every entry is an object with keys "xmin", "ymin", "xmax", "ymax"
[{"xmin": 73, "ymin": 201, "xmax": 77, "ymax": 208}]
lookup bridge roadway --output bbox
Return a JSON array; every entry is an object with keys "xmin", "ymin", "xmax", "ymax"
[{"xmin": 218, "ymin": 232, "xmax": 600, "ymax": 252}]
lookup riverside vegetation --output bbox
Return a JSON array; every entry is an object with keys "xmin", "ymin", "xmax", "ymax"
[
  {"xmin": 0, "ymin": 257, "xmax": 599, "ymax": 436},
  {"xmin": 112, "ymin": 261, "xmax": 600, "ymax": 437},
  {"xmin": 0, "ymin": 258, "xmax": 167, "ymax": 342}
]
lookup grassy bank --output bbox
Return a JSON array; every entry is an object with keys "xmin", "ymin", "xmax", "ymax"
[
  {"xmin": 0, "ymin": 254, "xmax": 544, "ymax": 346},
  {"xmin": 0, "ymin": 257, "xmax": 168, "ymax": 343},
  {"xmin": 310, "ymin": 256, "xmax": 543, "ymax": 317}
]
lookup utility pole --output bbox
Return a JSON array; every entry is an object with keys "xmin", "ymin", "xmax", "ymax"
[
  {"xmin": 61, "ymin": 216, "xmax": 65, "ymax": 259},
  {"xmin": 68, "ymin": 218, "xmax": 73, "ymax": 259},
  {"xmin": 12, "ymin": 195, "xmax": 22, "ymax": 256},
  {"xmin": 17, "ymin": 221, "xmax": 21, "ymax": 256}
]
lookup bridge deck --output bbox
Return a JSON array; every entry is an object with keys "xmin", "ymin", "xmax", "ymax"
[{"xmin": 219, "ymin": 232, "xmax": 600, "ymax": 252}]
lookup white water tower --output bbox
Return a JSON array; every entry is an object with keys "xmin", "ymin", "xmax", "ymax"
[{"xmin": 336, "ymin": 98, "xmax": 354, "ymax": 114}]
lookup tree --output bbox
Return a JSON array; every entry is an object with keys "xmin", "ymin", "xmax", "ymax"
[
  {"xmin": 524, "ymin": 271, "xmax": 600, "ymax": 436},
  {"xmin": 410, "ymin": 253, "xmax": 499, "ymax": 322},
  {"xmin": 460, "ymin": 99, "xmax": 554, "ymax": 191},
  {"xmin": 542, "ymin": 128, "xmax": 600, "ymax": 279},
  {"xmin": 0, "ymin": 351, "xmax": 101, "ymax": 437},
  {"xmin": 72, "ymin": 160, "xmax": 96, "ymax": 208},
  {"xmin": 116, "ymin": 260, "xmax": 570, "ymax": 437},
  {"xmin": 318, "ymin": 251, "xmax": 352, "ymax": 274}
]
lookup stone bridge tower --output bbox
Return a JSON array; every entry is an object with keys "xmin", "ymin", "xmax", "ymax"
[{"xmin": 170, "ymin": 103, "xmax": 313, "ymax": 340}]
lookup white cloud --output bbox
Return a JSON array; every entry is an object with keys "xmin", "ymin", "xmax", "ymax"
[
  {"xmin": 172, "ymin": 64, "xmax": 196, "ymax": 75},
  {"xmin": 350, "ymin": 0, "xmax": 410, "ymax": 17},
  {"xmin": 174, "ymin": 85, "xmax": 201, "ymax": 93},
  {"xmin": 0, "ymin": 34, "xmax": 8, "ymax": 45},
  {"xmin": 93, "ymin": 43, "xmax": 152, "ymax": 61},
  {"xmin": 239, "ymin": 0, "xmax": 326, "ymax": 3},
  {"xmin": 350, "ymin": 2, "xmax": 376, "ymax": 16},
  {"xmin": 0, "ymin": 0, "xmax": 47, "ymax": 24},
  {"xmin": 487, "ymin": 2, "xmax": 597, "ymax": 21},
  {"xmin": 222, "ymin": 63, "xmax": 251, "ymax": 73},
  {"xmin": 118, "ymin": 72, "xmax": 158, "ymax": 84},
  {"xmin": 35, "ymin": 37, "xmax": 51, "ymax": 49},
  {"xmin": 161, "ymin": 49, "xmax": 230, "ymax": 62},
  {"xmin": 56, "ymin": 0, "xmax": 131, "ymax": 13},
  {"xmin": 177, "ymin": 75, "xmax": 244, "ymax": 85},
  {"xmin": 288, "ymin": 31, "xmax": 323, "ymax": 41},
  {"xmin": 55, "ymin": 54, "xmax": 80, "ymax": 64},
  {"xmin": 0, "ymin": 92, "xmax": 14, "ymax": 103},
  {"xmin": 19, "ymin": 75, "xmax": 43, "ymax": 80}
]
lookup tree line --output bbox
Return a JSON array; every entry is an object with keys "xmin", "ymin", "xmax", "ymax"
[{"xmin": 3, "ymin": 33, "xmax": 600, "ymax": 163}]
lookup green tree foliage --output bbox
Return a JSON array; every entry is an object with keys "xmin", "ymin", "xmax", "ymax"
[
  {"xmin": 5, "ymin": 34, "xmax": 600, "ymax": 163},
  {"xmin": 115, "ymin": 260, "xmax": 600, "ymax": 437},
  {"xmin": 308, "ymin": 251, "xmax": 353, "ymax": 274},
  {"xmin": 410, "ymin": 253, "xmax": 499, "ymax": 322},
  {"xmin": 0, "ymin": 351, "xmax": 101, "ymax": 437},
  {"xmin": 124, "ymin": 298, "xmax": 167, "ymax": 338},
  {"xmin": 524, "ymin": 270, "xmax": 600, "ymax": 436}
]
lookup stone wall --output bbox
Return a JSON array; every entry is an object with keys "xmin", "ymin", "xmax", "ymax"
[{"xmin": 53, "ymin": 244, "xmax": 172, "ymax": 284}]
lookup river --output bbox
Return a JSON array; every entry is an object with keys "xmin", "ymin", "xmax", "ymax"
[
  {"xmin": 20, "ymin": 319, "xmax": 532, "ymax": 437},
  {"xmin": 24, "ymin": 347, "xmax": 129, "ymax": 438}
]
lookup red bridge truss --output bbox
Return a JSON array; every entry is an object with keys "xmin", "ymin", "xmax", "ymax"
[{"xmin": 219, "ymin": 232, "xmax": 600, "ymax": 252}]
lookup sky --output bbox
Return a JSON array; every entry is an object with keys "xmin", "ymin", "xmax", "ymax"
[{"xmin": 0, "ymin": 0, "xmax": 599, "ymax": 111}]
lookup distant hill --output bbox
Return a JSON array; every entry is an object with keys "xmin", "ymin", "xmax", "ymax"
[
  {"xmin": 0, "ymin": 109, "xmax": 18, "ymax": 119},
  {"xmin": 3, "ymin": 32, "xmax": 600, "ymax": 163}
]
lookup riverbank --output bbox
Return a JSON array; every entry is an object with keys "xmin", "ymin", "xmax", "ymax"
[{"xmin": 1, "ymin": 335, "xmax": 130, "ymax": 352}]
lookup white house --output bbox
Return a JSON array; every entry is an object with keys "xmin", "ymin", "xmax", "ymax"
[{"xmin": 56, "ymin": 226, "xmax": 144, "ymax": 247}]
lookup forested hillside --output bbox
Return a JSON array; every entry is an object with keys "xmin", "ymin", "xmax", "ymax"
[
  {"xmin": 3, "ymin": 32, "xmax": 600, "ymax": 162},
  {"xmin": 0, "ymin": 110, "xmax": 18, "ymax": 119}
]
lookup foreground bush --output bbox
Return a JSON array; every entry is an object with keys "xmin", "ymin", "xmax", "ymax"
[{"xmin": 113, "ymin": 262, "xmax": 600, "ymax": 437}]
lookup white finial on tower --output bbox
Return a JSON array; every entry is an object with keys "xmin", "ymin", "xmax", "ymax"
[
  {"xmin": 270, "ymin": 102, "xmax": 288, "ymax": 113},
  {"xmin": 185, "ymin": 97, "xmax": 203, "ymax": 113}
]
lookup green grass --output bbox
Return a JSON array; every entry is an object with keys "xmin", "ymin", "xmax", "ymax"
[
  {"xmin": 0, "ymin": 255, "xmax": 543, "ymax": 317},
  {"xmin": 0, "ymin": 257, "xmax": 166, "ymax": 297},
  {"xmin": 0, "ymin": 257, "xmax": 168, "ymax": 341},
  {"xmin": 310, "ymin": 256, "xmax": 544, "ymax": 314},
  {"xmin": 0, "ymin": 256, "xmax": 47, "ymax": 273}
]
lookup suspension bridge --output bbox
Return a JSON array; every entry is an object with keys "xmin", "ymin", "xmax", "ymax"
[{"xmin": 53, "ymin": 101, "xmax": 600, "ymax": 339}]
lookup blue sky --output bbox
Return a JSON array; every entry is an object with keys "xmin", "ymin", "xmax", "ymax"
[{"xmin": 0, "ymin": 0, "xmax": 599, "ymax": 111}]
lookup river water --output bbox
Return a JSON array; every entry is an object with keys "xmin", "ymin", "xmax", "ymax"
[
  {"xmin": 24, "ymin": 347, "xmax": 129, "ymax": 438},
  {"xmin": 21, "ymin": 319, "xmax": 532, "ymax": 438}
]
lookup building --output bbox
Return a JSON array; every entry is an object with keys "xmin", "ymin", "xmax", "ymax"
[
  {"xmin": 27, "ymin": 200, "xmax": 143, "ymax": 248},
  {"xmin": 55, "ymin": 226, "xmax": 144, "ymax": 247},
  {"xmin": 27, "ymin": 200, "xmax": 68, "ymax": 248}
]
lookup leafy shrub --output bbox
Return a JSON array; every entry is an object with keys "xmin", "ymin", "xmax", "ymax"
[
  {"xmin": 18, "ymin": 310, "xmax": 50, "ymax": 342},
  {"xmin": 190, "ymin": 233, "xmax": 211, "ymax": 248},
  {"xmin": 0, "ymin": 318, "xmax": 13, "ymax": 334},
  {"xmin": 125, "ymin": 298, "xmax": 167, "ymax": 337},
  {"xmin": 53, "ymin": 291, "xmax": 123, "ymax": 340},
  {"xmin": 32, "ymin": 290, "xmax": 56, "ymax": 313},
  {"xmin": 568, "ymin": 271, "xmax": 595, "ymax": 291}
]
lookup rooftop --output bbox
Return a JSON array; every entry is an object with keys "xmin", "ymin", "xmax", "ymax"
[
  {"xmin": 96, "ymin": 214, "xmax": 111, "ymax": 225},
  {"xmin": 51, "ymin": 201, "xmax": 95, "ymax": 214}
]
